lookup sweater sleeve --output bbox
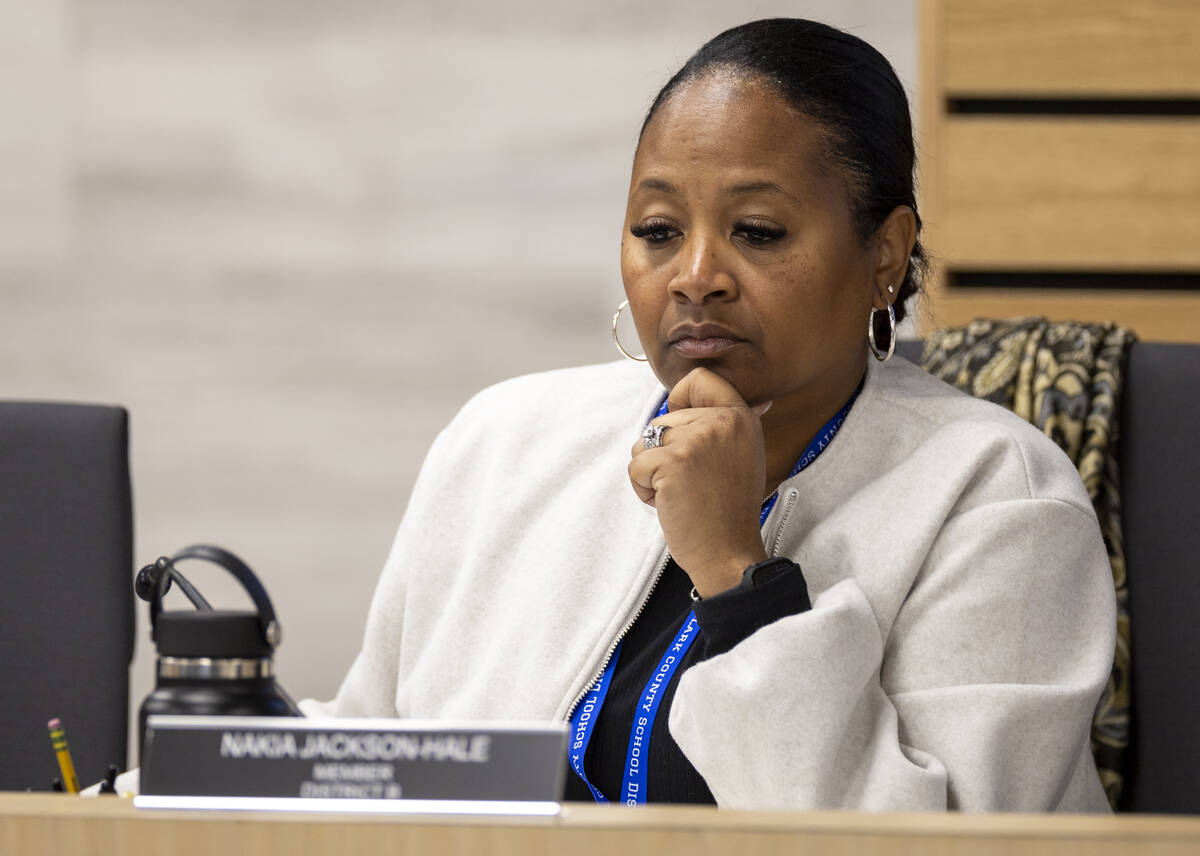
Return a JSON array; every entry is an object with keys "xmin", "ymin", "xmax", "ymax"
[{"xmin": 667, "ymin": 497, "xmax": 1116, "ymax": 812}]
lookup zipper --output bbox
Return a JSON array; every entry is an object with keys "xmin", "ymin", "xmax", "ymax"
[
  {"xmin": 769, "ymin": 488, "xmax": 800, "ymax": 557},
  {"xmin": 565, "ymin": 485, "xmax": 796, "ymax": 720},
  {"xmin": 563, "ymin": 547, "xmax": 672, "ymax": 721}
]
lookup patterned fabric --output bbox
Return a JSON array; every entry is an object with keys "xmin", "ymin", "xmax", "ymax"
[{"xmin": 919, "ymin": 317, "xmax": 1137, "ymax": 810}]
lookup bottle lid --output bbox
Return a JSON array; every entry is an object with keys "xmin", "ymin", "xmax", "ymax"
[{"xmin": 155, "ymin": 610, "xmax": 273, "ymax": 659}]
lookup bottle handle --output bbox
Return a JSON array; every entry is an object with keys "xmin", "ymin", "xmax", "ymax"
[{"xmin": 148, "ymin": 544, "xmax": 282, "ymax": 649}]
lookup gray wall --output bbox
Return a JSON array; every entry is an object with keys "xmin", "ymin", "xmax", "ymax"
[{"xmin": 1, "ymin": 0, "xmax": 917, "ymax": 761}]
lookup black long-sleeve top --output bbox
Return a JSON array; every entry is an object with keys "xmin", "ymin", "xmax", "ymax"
[{"xmin": 563, "ymin": 555, "xmax": 811, "ymax": 804}]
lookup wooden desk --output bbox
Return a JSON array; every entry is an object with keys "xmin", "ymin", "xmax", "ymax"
[{"xmin": 4, "ymin": 793, "xmax": 1200, "ymax": 856}]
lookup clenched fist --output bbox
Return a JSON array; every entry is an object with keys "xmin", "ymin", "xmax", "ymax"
[{"xmin": 629, "ymin": 367, "xmax": 772, "ymax": 597}]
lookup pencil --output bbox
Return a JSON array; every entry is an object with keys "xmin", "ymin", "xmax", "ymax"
[{"xmin": 47, "ymin": 718, "xmax": 80, "ymax": 794}]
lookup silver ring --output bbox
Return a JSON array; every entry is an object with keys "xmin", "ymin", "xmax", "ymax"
[{"xmin": 640, "ymin": 424, "xmax": 668, "ymax": 449}]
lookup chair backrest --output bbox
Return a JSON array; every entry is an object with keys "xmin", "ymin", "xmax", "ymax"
[
  {"xmin": 897, "ymin": 339, "xmax": 1200, "ymax": 813},
  {"xmin": 0, "ymin": 402, "xmax": 134, "ymax": 791},
  {"xmin": 1117, "ymin": 343, "xmax": 1200, "ymax": 813}
]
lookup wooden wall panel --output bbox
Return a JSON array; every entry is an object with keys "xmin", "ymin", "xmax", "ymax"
[
  {"xmin": 923, "ymin": 291, "xmax": 1200, "ymax": 343},
  {"xmin": 921, "ymin": 0, "xmax": 1200, "ymax": 343},
  {"xmin": 944, "ymin": 0, "xmax": 1200, "ymax": 96},
  {"xmin": 940, "ymin": 118, "xmax": 1200, "ymax": 269}
]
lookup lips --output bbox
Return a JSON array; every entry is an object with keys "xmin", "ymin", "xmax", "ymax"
[{"xmin": 667, "ymin": 322, "xmax": 746, "ymax": 359}]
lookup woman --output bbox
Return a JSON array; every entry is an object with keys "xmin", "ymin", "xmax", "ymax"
[{"xmin": 309, "ymin": 19, "xmax": 1115, "ymax": 812}]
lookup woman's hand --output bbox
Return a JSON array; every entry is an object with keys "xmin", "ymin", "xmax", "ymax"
[{"xmin": 629, "ymin": 367, "xmax": 771, "ymax": 598}]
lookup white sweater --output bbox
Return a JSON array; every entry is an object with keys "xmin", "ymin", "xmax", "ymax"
[{"xmin": 307, "ymin": 356, "xmax": 1116, "ymax": 812}]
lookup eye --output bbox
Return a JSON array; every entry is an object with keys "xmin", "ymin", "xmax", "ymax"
[
  {"xmin": 733, "ymin": 219, "xmax": 787, "ymax": 246},
  {"xmin": 629, "ymin": 218, "xmax": 679, "ymax": 246}
]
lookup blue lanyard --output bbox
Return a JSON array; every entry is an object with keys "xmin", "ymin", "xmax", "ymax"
[
  {"xmin": 759, "ymin": 390, "xmax": 858, "ymax": 524},
  {"xmin": 568, "ymin": 613, "xmax": 700, "ymax": 805},
  {"xmin": 567, "ymin": 640, "xmax": 622, "ymax": 803},
  {"xmin": 568, "ymin": 383, "xmax": 859, "ymax": 803},
  {"xmin": 622, "ymin": 612, "xmax": 698, "ymax": 804}
]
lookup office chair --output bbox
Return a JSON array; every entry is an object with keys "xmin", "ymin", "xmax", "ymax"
[
  {"xmin": 1116, "ymin": 343, "xmax": 1200, "ymax": 812},
  {"xmin": 0, "ymin": 402, "xmax": 134, "ymax": 791}
]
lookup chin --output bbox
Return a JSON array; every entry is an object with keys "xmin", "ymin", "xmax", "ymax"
[{"xmin": 650, "ymin": 354, "xmax": 763, "ymax": 405}]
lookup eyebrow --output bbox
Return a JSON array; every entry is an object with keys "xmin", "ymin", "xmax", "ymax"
[
  {"xmin": 635, "ymin": 178, "xmax": 678, "ymax": 194},
  {"xmin": 633, "ymin": 177, "xmax": 802, "ymax": 206},
  {"xmin": 727, "ymin": 181, "xmax": 803, "ymax": 206}
]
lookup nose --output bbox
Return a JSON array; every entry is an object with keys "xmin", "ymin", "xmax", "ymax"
[{"xmin": 669, "ymin": 233, "xmax": 738, "ymax": 305}]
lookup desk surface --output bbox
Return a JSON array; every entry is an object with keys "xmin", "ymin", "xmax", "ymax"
[{"xmin": 4, "ymin": 793, "xmax": 1200, "ymax": 856}]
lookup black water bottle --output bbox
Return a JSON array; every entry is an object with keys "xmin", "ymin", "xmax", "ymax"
[{"xmin": 136, "ymin": 545, "xmax": 301, "ymax": 764}]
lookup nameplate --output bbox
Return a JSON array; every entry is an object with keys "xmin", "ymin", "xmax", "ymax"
[{"xmin": 137, "ymin": 716, "xmax": 567, "ymax": 814}]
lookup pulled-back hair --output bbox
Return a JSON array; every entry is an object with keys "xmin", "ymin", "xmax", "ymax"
[{"xmin": 640, "ymin": 18, "xmax": 927, "ymax": 321}]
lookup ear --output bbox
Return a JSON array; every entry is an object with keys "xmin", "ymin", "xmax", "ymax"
[{"xmin": 871, "ymin": 205, "xmax": 917, "ymax": 309}]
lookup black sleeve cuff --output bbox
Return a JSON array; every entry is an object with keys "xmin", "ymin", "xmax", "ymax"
[{"xmin": 692, "ymin": 560, "xmax": 811, "ymax": 659}]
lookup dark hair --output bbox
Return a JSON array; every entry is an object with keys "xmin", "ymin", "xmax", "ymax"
[{"xmin": 639, "ymin": 18, "xmax": 927, "ymax": 322}]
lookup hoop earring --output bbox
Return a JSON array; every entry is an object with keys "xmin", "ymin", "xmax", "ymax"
[
  {"xmin": 868, "ymin": 304, "xmax": 896, "ymax": 362},
  {"xmin": 611, "ymin": 299, "xmax": 647, "ymax": 362}
]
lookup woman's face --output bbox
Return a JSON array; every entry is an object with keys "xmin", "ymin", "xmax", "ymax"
[{"xmin": 621, "ymin": 72, "xmax": 880, "ymax": 416}]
